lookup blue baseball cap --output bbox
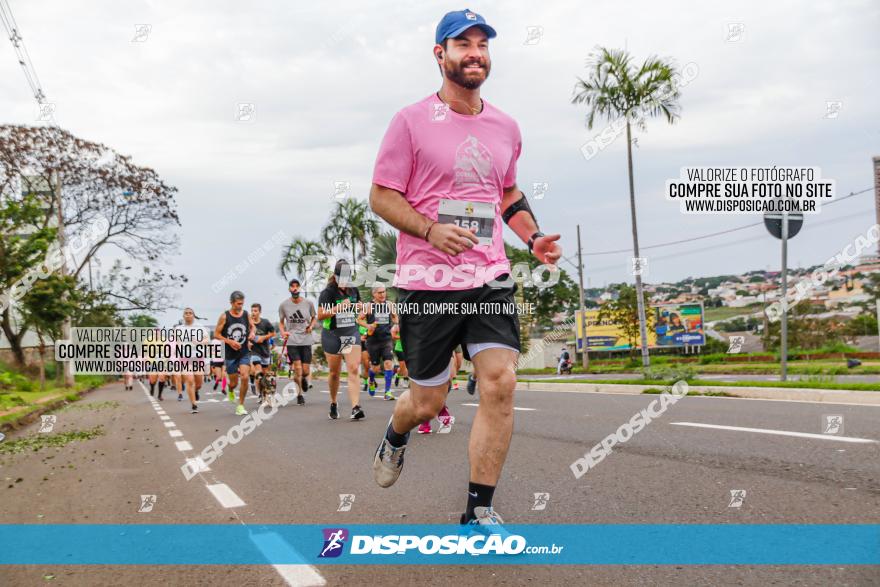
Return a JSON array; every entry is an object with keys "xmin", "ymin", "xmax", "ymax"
[{"xmin": 435, "ymin": 8, "xmax": 497, "ymax": 45}]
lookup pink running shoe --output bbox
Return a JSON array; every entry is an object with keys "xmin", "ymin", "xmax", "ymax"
[
  {"xmin": 437, "ymin": 406, "xmax": 454, "ymax": 433},
  {"xmin": 417, "ymin": 421, "xmax": 432, "ymax": 434}
]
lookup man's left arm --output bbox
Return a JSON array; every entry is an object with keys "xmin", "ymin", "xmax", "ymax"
[{"xmin": 501, "ymin": 184, "xmax": 561, "ymax": 268}]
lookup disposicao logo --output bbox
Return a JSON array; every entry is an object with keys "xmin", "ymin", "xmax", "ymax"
[{"xmin": 318, "ymin": 528, "xmax": 348, "ymax": 558}]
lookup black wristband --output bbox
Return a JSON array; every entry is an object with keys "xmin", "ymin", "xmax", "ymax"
[{"xmin": 528, "ymin": 231, "xmax": 545, "ymax": 253}]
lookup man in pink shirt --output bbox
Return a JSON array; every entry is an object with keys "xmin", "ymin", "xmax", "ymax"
[{"xmin": 370, "ymin": 8, "xmax": 562, "ymax": 528}]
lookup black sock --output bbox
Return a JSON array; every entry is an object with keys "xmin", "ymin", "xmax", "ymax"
[
  {"xmin": 302, "ymin": 376, "xmax": 308, "ymax": 389},
  {"xmin": 465, "ymin": 482, "xmax": 496, "ymax": 521},
  {"xmin": 384, "ymin": 420, "xmax": 410, "ymax": 448},
  {"xmin": 150, "ymin": 382, "xmax": 155, "ymax": 394},
  {"xmin": 158, "ymin": 381, "xmax": 165, "ymax": 393}
]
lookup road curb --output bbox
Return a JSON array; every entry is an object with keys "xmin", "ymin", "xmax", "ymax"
[{"xmin": 518, "ymin": 381, "xmax": 880, "ymax": 405}]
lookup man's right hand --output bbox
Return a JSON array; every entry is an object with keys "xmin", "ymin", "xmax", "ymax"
[
  {"xmin": 228, "ymin": 340, "xmax": 241, "ymax": 351},
  {"xmin": 427, "ymin": 223, "xmax": 479, "ymax": 256}
]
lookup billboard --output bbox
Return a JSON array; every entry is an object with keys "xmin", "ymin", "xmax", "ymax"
[
  {"xmin": 576, "ymin": 309, "xmax": 657, "ymax": 352},
  {"xmin": 575, "ymin": 302, "xmax": 705, "ymax": 351},
  {"xmin": 653, "ymin": 303, "xmax": 705, "ymax": 347}
]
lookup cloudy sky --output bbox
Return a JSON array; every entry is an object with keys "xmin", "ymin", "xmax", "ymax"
[{"xmin": 1, "ymin": 0, "xmax": 878, "ymax": 325}]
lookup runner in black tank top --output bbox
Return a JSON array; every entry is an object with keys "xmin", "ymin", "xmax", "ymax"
[
  {"xmin": 358, "ymin": 285, "xmax": 398, "ymax": 401},
  {"xmin": 214, "ymin": 290, "xmax": 253, "ymax": 416}
]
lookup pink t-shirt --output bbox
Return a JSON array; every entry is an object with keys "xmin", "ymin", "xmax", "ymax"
[{"xmin": 372, "ymin": 93, "xmax": 521, "ymax": 291}]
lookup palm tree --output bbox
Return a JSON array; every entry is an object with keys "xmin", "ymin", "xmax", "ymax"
[
  {"xmin": 321, "ymin": 198, "xmax": 381, "ymax": 268},
  {"xmin": 370, "ymin": 231, "xmax": 397, "ymax": 267},
  {"xmin": 278, "ymin": 237, "xmax": 327, "ymax": 297},
  {"xmin": 369, "ymin": 230, "xmax": 398, "ymax": 299},
  {"xmin": 572, "ymin": 47, "xmax": 681, "ymax": 367}
]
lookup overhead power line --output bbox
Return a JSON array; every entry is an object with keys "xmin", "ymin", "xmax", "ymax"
[
  {"xmin": 582, "ymin": 187, "xmax": 872, "ymax": 257},
  {"xmin": 0, "ymin": 0, "xmax": 55, "ymax": 124}
]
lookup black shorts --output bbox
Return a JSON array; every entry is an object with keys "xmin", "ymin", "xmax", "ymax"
[
  {"xmin": 367, "ymin": 338, "xmax": 393, "ymax": 365},
  {"xmin": 398, "ymin": 278, "xmax": 520, "ymax": 380},
  {"xmin": 286, "ymin": 345, "xmax": 312, "ymax": 364},
  {"xmin": 321, "ymin": 327, "xmax": 360, "ymax": 355},
  {"xmin": 394, "ymin": 350, "xmax": 406, "ymax": 362}
]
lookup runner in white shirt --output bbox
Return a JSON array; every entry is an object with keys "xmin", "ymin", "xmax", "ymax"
[{"xmin": 173, "ymin": 307, "xmax": 211, "ymax": 414}]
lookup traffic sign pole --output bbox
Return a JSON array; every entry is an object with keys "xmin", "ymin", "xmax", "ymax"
[
  {"xmin": 764, "ymin": 208, "xmax": 801, "ymax": 383},
  {"xmin": 781, "ymin": 212, "xmax": 788, "ymax": 381}
]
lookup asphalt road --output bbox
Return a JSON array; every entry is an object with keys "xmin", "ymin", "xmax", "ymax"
[{"xmin": 1, "ymin": 377, "xmax": 878, "ymax": 586}]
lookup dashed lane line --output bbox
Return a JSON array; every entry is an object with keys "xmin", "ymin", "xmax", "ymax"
[
  {"xmin": 670, "ymin": 421, "xmax": 878, "ymax": 443},
  {"xmin": 136, "ymin": 380, "xmax": 325, "ymax": 586}
]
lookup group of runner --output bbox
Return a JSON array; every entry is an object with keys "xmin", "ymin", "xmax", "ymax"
[{"xmin": 147, "ymin": 275, "xmax": 466, "ymax": 425}]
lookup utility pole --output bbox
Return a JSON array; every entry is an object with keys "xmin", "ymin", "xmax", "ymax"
[
  {"xmin": 53, "ymin": 170, "xmax": 74, "ymax": 387},
  {"xmin": 875, "ymin": 298, "xmax": 879, "ymax": 353},
  {"xmin": 576, "ymin": 225, "xmax": 589, "ymax": 369}
]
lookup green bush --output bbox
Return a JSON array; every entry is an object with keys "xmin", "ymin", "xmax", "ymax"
[
  {"xmin": 788, "ymin": 341, "xmax": 859, "ymax": 356},
  {"xmin": 0, "ymin": 370, "xmax": 35, "ymax": 392},
  {"xmin": 642, "ymin": 364, "xmax": 696, "ymax": 382},
  {"xmin": 702, "ymin": 336, "xmax": 730, "ymax": 355}
]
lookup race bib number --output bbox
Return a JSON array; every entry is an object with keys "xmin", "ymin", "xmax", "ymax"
[
  {"xmin": 374, "ymin": 312, "xmax": 390, "ymax": 325},
  {"xmin": 437, "ymin": 199, "xmax": 494, "ymax": 245},
  {"xmin": 336, "ymin": 311, "xmax": 355, "ymax": 328}
]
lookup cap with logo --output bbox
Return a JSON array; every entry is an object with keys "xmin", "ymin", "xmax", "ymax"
[{"xmin": 435, "ymin": 8, "xmax": 497, "ymax": 45}]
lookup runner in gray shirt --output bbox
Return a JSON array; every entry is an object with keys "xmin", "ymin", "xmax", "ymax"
[{"xmin": 279, "ymin": 278, "xmax": 316, "ymax": 404}]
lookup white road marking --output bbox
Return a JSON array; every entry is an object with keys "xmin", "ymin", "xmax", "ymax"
[
  {"xmin": 175, "ymin": 441, "xmax": 193, "ymax": 451},
  {"xmin": 670, "ymin": 422, "xmax": 878, "ymax": 444},
  {"xmin": 159, "ymin": 415, "xmax": 170, "ymax": 421},
  {"xmin": 521, "ymin": 384, "xmax": 880, "ymax": 408},
  {"xmin": 163, "ymin": 422, "xmax": 176, "ymax": 428},
  {"xmin": 136, "ymin": 380, "xmax": 323, "ymax": 586},
  {"xmin": 185, "ymin": 456, "xmax": 210, "ymax": 473},
  {"xmin": 248, "ymin": 531, "xmax": 326, "ymax": 586},
  {"xmin": 461, "ymin": 402, "xmax": 535, "ymax": 411},
  {"xmin": 272, "ymin": 565, "xmax": 326, "ymax": 587},
  {"xmin": 206, "ymin": 483, "xmax": 246, "ymax": 508}
]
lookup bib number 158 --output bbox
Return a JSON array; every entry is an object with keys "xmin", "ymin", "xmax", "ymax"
[{"xmin": 453, "ymin": 218, "xmax": 481, "ymax": 232}]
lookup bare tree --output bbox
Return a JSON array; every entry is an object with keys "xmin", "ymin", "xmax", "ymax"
[{"xmin": 0, "ymin": 125, "xmax": 185, "ymax": 365}]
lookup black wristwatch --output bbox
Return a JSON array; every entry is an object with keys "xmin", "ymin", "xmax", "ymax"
[{"xmin": 527, "ymin": 231, "xmax": 545, "ymax": 253}]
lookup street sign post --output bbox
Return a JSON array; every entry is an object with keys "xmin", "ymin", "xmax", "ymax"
[{"xmin": 764, "ymin": 210, "xmax": 804, "ymax": 381}]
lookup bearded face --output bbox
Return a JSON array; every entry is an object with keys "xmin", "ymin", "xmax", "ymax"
[{"xmin": 442, "ymin": 52, "xmax": 491, "ymax": 89}]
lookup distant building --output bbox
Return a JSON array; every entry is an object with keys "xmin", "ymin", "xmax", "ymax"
[{"xmin": 727, "ymin": 295, "xmax": 759, "ymax": 308}]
